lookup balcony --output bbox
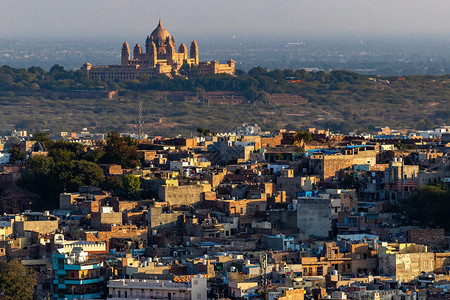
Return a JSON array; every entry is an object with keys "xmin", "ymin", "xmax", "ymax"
[{"xmin": 65, "ymin": 277, "xmax": 102, "ymax": 285}]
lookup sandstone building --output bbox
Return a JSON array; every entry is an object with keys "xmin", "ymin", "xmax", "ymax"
[{"xmin": 82, "ymin": 19, "xmax": 235, "ymax": 81}]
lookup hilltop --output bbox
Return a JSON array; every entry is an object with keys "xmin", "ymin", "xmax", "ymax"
[{"xmin": 0, "ymin": 65, "xmax": 448, "ymax": 135}]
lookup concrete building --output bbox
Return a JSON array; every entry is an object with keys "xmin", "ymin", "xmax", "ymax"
[
  {"xmin": 276, "ymin": 168, "xmax": 319, "ymax": 200},
  {"xmin": 91, "ymin": 206, "xmax": 123, "ymax": 230},
  {"xmin": 147, "ymin": 202, "xmax": 183, "ymax": 230},
  {"xmin": 228, "ymin": 280, "xmax": 259, "ymax": 299},
  {"xmin": 83, "ymin": 20, "xmax": 235, "ymax": 82},
  {"xmin": 108, "ymin": 276, "xmax": 207, "ymax": 300},
  {"xmin": 384, "ymin": 158, "xmax": 419, "ymax": 203},
  {"xmin": 378, "ymin": 242, "xmax": 434, "ymax": 282},
  {"xmin": 265, "ymin": 234, "xmax": 295, "ymax": 251},
  {"xmin": 407, "ymin": 228, "xmax": 445, "ymax": 250},
  {"xmin": 52, "ymin": 248, "xmax": 107, "ymax": 299},
  {"xmin": 297, "ymin": 197, "xmax": 332, "ymax": 238},
  {"xmin": 310, "ymin": 145, "xmax": 377, "ymax": 181},
  {"xmin": 206, "ymin": 140, "xmax": 254, "ymax": 165},
  {"xmin": 0, "ymin": 220, "xmax": 13, "ymax": 240},
  {"xmin": 13, "ymin": 212, "xmax": 58, "ymax": 237},
  {"xmin": 158, "ymin": 182, "xmax": 211, "ymax": 206}
]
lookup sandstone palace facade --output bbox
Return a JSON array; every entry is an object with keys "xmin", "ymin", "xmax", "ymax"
[{"xmin": 82, "ymin": 20, "xmax": 235, "ymax": 82}]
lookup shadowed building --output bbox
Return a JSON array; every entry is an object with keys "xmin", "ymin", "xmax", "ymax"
[{"xmin": 82, "ymin": 19, "xmax": 235, "ymax": 81}]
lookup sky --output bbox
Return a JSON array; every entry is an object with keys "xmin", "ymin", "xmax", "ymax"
[{"xmin": 1, "ymin": 0, "xmax": 450, "ymax": 40}]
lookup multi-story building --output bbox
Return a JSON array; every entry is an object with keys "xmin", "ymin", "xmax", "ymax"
[
  {"xmin": 297, "ymin": 196, "xmax": 332, "ymax": 238},
  {"xmin": 384, "ymin": 158, "xmax": 419, "ymax": 203},
  {"xmin": 107, "ymin": 276, "xmax": 207, "ymax": 300},
  {"xmin": 378, "ymin": 242, "xmax": 434, "ymax": 282},
  {"xmin": 52, "ymin": 248, "xmax": 107, "ymax": 299},
  {"xmin": 309, "ymin": 145, "xmax": 377, "ymax": 181},
  {"xmin": 82, "ymin": 20, "xmax": 235, "ymax": 82}
]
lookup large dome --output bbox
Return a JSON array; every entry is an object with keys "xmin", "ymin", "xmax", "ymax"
[{"xmin": 150, "ymin": 19, "xmax": 171, "ymax": 44}]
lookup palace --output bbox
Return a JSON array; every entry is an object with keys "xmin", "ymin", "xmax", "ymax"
[{"xmin": 82, "ymin": 19, "xmax": 235, "ymax": 82}]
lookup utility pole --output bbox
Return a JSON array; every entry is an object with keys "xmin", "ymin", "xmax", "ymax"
[{"xmin": 137, "ymin": 100, "xmax": 144, "ymax": 139}]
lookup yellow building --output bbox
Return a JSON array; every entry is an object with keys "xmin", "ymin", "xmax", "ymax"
[{"xmin": 82, "ymin": 19, "xmax": 235, "ymax": 81}]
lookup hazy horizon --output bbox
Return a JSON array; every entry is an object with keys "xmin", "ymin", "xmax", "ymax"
[{"xmin": 1, "ymin": 0, "xmax": 450, "ymax": 40}]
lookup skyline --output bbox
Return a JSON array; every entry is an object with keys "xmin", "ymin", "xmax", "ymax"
[{"xmin": 1, "ymin": 0, "xmax": 450, "ymax": 39}]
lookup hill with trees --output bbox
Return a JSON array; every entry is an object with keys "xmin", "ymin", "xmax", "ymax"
[{"xmin": 0, "ymin": 64, "xmax": 448, "ymax": 135}]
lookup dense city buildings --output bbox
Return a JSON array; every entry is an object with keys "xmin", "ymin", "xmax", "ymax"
[
  {"xmin": 82, "ymin": 20, "xmax": 235, "ymax": 81},
  {"xmin": 1, "ymin": 1, "xmax": 449, "ymax": 298},
  {"xmin": 1, "ymin": 123, "xmax": 450, "ymax": 299}
]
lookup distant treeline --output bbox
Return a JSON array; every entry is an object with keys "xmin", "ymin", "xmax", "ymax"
[{"xmin": 0, "ymin": 64, "xmax": 366, "ymax": 99}]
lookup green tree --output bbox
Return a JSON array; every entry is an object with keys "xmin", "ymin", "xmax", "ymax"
[
  {"xmin": 122, "ymin": 175, "xmax": 141, "ymax": 200},
  {"xmin": 54, "ymin": 160, "xmax": 105, "ymax": 192},
  {"xmin": 31, "ymin": 131, "xmax": 53, "ymax": 148},
  {"xmin": 197, "ymin": 127, "xmax": 204, "ymax": 137},
  {"xmin": 7, "ymin": 143, "xmax": 25, "ymax": 163},
  {"xmin": 293, "ymin": 131, "xmax": 312, "ymax": 150},
  {"xmin": 49, "ymin": 140, "xmax": 85, "ymax": 159},
  {"xmin": 103, "ymin": 175, "xmax": 123, "ymax": 194},
  {"xmin": 178, "ymin": 61, "xmax": 192, "ymax": 77},
  {"xmin": 21, "ymin": 155, "xmax": 104, "ymax": 209},
  {"xmin": 48, "ymin": 148, "xmax": 76, "ymax": 163},
  {"xmin": 341, "ymin": 172, "xmax": 358, "ymax": 189},
  {"xmin": 25, "ymin": 155, "xmax": 53, "ymax": 178},
  {"xmin": 0, "ymin": 260, "xmax": 37, "ymax": 300},
  {"xmin": 100, "ymin": 131, "xmax": 140, "ymax": 168},
  {"xmin": 402, "ymin": 183, "xmax": 450, "ymax": 229}
]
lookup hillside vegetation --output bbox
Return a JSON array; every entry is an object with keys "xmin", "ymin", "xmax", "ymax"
[{"xmin": 0, "ymin": 65, "xmax": 448, "ymax": 135}]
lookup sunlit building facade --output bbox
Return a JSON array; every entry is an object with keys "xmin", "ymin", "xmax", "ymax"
[{"xmin": 82, "ymin": 20, "xmax": 235, "ymax": 81}]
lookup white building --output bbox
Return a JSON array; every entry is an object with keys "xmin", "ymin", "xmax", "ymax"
[
  {"xmin": 108, "ymin": 276, "xmax": 207, "ymax": 300},
  {"xmin": 0, "ymin": 153, "xmax": 11, "ymax": 164},
  {"xmin": 418, "ymin": 125, "xmax": 450, "ymax": 139}
]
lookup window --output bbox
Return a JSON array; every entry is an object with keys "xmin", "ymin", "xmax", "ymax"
[
  {"xmin": 58, "ymin": 258, "xmax": 64, "ymax": 270},
  {"xmin": 356, "ymin": 253, "xmax": 361, "ymax": 260}
]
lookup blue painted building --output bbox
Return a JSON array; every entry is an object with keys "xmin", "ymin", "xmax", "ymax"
[{"xmin": 52, "ymin": 248, "xmax": 106, "ymax": 299}]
